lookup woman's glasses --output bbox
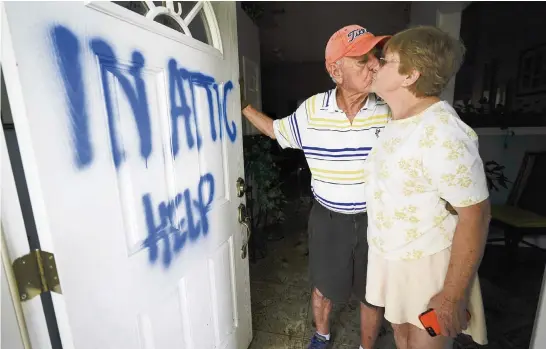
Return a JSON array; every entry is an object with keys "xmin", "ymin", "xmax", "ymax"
[{"xmin": 378, "ymin": 57, "xmax": 400, "ymax": 67}]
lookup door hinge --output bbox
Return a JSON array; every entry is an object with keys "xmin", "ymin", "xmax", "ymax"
[{"xmin": 12, "ymin": 249, "xmax": 62, "ymax": 302}]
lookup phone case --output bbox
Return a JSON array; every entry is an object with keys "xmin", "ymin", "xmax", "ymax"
[
  {"xmin": 419, "ymin": 309, "xmax": 441, "ymax": 337},
  {"xmin": 418, "ymin": 308, "xmax": 471, "ymax": 337}
]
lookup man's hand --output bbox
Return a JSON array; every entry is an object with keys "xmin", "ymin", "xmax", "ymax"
[
  {"xmin": 237, "ymin": 85, "xmax": 275, "ymax": 138},
  {"xmin": 239, "ymin": 78, "xmax": 250, "ymax": 111},
  {"xmin": 427, "ymin": 290, "xmax": 468, "ymax": 337}
]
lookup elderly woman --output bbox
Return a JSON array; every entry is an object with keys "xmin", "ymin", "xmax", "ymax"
[{"xmin": 364, "ymin": 26, "xmax": 490, "ymax": 348}]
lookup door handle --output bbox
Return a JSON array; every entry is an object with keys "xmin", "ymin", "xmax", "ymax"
[
  {"xmin": 238, "ymin": 204, "xmax": 252, "ymax": 259},
  {"xmin": 236, "ymin": 177, "xmax": 246, "ymax": 198}
]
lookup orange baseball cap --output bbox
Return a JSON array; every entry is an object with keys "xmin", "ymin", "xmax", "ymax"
[{"xmin": 325, "ymin": 25, "xmax": 390, "ymax": 65}]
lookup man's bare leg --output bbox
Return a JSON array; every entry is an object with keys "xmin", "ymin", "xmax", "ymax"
[
  {"xmin": 312, "ymin": 288, "xmax": 333, "ymax": 336},
  {"xmin": 360, "ymin": 303, "xmax": 384, "ymax": 348},
  {"xmin": 392, "ymin": 323, "xmax": 453, "ymax": 349}
]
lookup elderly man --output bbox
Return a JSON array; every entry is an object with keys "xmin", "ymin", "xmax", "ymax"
[
  {"xmin": 241, "ymin": 25, "xmax": 390, "ymax": 349},
  {"xmin": 364, "ymin": 26, "xmax": 489, "ymax": 349}
]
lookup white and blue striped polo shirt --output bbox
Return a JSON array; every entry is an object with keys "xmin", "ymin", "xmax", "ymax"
[{"xmin": 273, "ymin": 88, "xmax": 390, "ymax": 214}]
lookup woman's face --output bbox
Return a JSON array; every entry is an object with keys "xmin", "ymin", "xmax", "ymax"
[{"xmin": 372, "ymin": 50, "xmax": 407, "ymax": 98}]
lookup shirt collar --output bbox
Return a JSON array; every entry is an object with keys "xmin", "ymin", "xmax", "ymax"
[{"xmin": 326, "ymin": 87, "xmax": 378, "ymax": 114}]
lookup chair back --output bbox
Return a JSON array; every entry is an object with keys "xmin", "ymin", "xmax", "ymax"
[{"xmin": 508, "ymin": 151, "xmax": 546, "ymax": 217}]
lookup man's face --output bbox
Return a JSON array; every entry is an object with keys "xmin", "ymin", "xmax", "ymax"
[
  {"xmin": 372, "ymin": 50, "xmax": 406, "ymax": 97},
  {"xmin": 336, "ymin": 49, "xmax": 380, "ymax": 93}
]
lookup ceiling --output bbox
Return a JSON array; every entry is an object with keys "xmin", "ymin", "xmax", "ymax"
[{"xmin": 250, "ymin": 1, "xmax": 412, "ymax": 64}]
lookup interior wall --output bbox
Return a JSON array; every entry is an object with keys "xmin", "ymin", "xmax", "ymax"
[
  {"xmin": 458, "ymin": 2, "xmax": 546, "ymax": 113},
  {"xmin": 258, "ymin": 2, "xmax": 411, "ymax": 118},
  {"xmin": 477, "ymin": 129, "xmax": 546, "ymax": 248},
  {"xmin": 261, "ymin": 62, "xmax": 335, "ymax": 118},
  {"xmin": 408, "ymin": 1, "xmax": 439, "ymax": 27},
  {"xmin": 236, "ymin": 3, "xmax": 261, "ymax": 135},
  {"xmin": 478, "ymin": 132, "xmax": 546, "ymax": 205},
  {"xmin": 258, "ymin": 2, "xmax": 410, "ymax": 64},
  {"xmin": 409, "ymin": 2, "xmax": 468, "ymax": 105}
]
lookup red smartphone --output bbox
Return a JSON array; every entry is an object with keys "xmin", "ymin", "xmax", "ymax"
[{"xmin": 418, "ymin": 308, "xmax": 471, "ymax": 337}]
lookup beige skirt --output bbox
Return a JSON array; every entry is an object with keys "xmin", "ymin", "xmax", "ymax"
[{"xmin": 365, "ymin": 247, "xmax": 488, "ymax": 345}]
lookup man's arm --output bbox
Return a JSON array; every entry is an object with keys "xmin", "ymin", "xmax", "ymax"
[
  {"xmin": 443, "ymin": 199, "xmax": 490, "ymax": 300},
  {"xmin": 239, "ymin": 78, "xmax": 307, "ymax": 149},
  {"xmin": 242, "ymin": 103, "xmax": 306, "ymax": 150},
  {"xmin": 242, "ymin": 105, "xmax": 276, "ymax": 139}
]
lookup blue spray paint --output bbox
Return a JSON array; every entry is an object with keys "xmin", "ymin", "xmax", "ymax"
[
  {"xmin": 222, "ymin": 81, "xmax": 237, "ymax": 142},
  {"xmin": 51, "ymin": 26, "xmax": 92, "ymax": 169},
  {"xmin": 168, "ymin": 59, "xmax": 202, "ymax": 154},
  {"xmin": 51, "ymin": 25, "xmax": 238, "ymax": 266},
  {"xmin": 212, "ymin": 82, "xmax": 237, "ymax": 142},
  {"xmin": 168, "ymin": 59, "xmax": 238, "ymax": 158},
  {"xmin": 90, "ymin": 39, "xmax": 152, "ymax": 168},
  {"xmin": 51, "ymin": 25, "xmax": 237, "ymax": 170},
  {"xmin": 142, "ymin": 173, "xmax": 215, "ymax": 267}
]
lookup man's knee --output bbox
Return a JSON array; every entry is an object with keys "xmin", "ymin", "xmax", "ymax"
[{"xmin": 313, "ymin": 287, "xmax": 330, "ymax": 302}]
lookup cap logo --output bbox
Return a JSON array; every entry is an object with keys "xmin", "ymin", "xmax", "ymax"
[{"xmin": 347, "ymin": 28, "xmax": 368, "ymax": 43}]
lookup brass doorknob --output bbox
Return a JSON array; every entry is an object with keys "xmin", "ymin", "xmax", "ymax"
[{"xmin": 236, "ymin": 177, "xmax": 246, "ymax": 198}]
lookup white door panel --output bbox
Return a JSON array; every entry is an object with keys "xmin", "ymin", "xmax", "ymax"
[{"xmin": 1, "ymin": 1, "xmax": 251, "ymax": 349}]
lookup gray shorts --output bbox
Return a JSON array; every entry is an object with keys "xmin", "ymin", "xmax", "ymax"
[{"xmin": 308, "ymin": 201, "xmax": 370, "ymax": 303}]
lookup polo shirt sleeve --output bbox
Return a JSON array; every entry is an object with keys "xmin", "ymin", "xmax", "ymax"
[
  {"xmin": 423, "ymin": 117, "xmax": 489, "ymax": 208},
  {"xmin": 272, "ymin": 102, "xmax": 307, "ymax": 150}
]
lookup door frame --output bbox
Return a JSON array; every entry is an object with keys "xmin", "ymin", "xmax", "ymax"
[
  {"xmin": 1, "ymin": 2, "xmax": 58, "ymax": 345},
  {"xmin": 241, "ymin": 56, "xmax": 261, "ymax": 136},
  {"xmin": 1, "ymin": 224, "xmax": 31, "ymax": 349},
  {"xmin": 1, "ymin": 124, "xmax": 52, "ymax": 349}
]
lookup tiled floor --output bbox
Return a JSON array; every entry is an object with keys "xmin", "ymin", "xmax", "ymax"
[{"xmin": 247, "ymin": 200, "xmax": 545, "ymax": 349}]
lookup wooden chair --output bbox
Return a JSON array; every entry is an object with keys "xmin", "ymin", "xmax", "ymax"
[{"xmin": 488, "ymin": 151, "xmax": 546, "ymax": 253}]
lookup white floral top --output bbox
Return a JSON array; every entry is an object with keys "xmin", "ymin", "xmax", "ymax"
[{"xmin": 364, "ymin": 101, "xmax": 489, "ymax": 261}]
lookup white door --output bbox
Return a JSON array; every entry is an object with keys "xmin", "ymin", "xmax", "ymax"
[{"xmin": 1, "ymin": 1, "xmax": 252, "ymax": 349}]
